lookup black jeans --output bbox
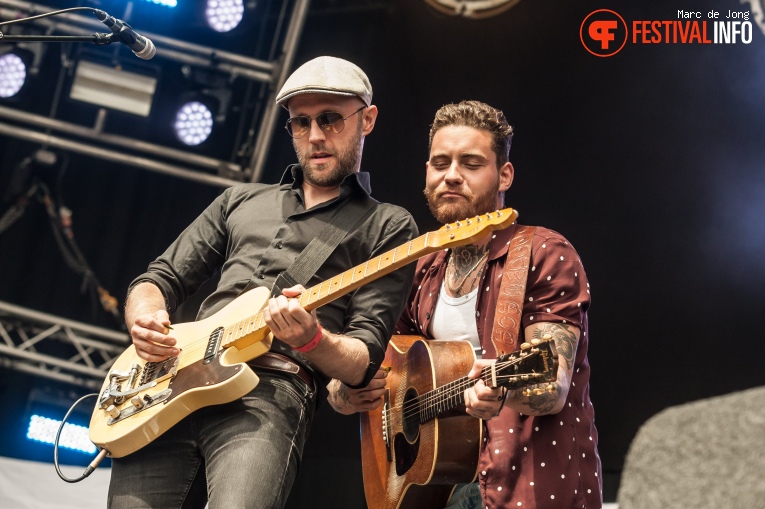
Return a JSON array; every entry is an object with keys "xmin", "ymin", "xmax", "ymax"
[{"xmin": 108, "ymin": 372, "xmax": 316, "ymax": 509}]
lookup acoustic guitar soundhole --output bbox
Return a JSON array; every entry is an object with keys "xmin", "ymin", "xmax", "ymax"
[{"xmin": 393, "ymin": 387, "xmax": 421, "ymax": 475}]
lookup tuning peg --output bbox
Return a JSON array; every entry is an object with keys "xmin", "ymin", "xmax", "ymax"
[
  {"xmin": 546, "ymin": 383, "xmax": 556, "ymax": 393},
  {"xmin": 533, "ymin": 387, "xmax": 546, "ymax": 396},
  {"xmin": 542, "ymin": 333, "xmax": 552, "ymax": 341},
  {"xmin": 530, "ymin": 338, "xmax": 541, "ymax": 346},
  {"xmin": 520, "ymin": 342, "xmax": 531, "ymax": 350},
  {"xmin": 522, "ymin": 388, "xmax": 532, "ymax": 397}
]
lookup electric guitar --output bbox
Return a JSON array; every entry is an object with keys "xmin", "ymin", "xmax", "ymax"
[
  {"xmin": 360, "ymin": 335, "xmax": 558, "ymax": 509},
  {"xmin": 89, "ymin": 208, "xmax": 518, "ymax": 458}
]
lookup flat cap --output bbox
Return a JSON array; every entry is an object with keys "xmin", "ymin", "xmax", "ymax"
[{"xmin": 276, "ymin": 56, "xmax": 372, "ymax": 107}]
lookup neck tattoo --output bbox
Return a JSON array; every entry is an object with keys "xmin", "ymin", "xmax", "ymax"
[{"xmin": 446, "ymin": 246, "xmax": 490, "ymax": 296}]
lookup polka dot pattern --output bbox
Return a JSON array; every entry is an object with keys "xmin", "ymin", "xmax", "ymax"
[{"xmin": 395, "ymin": 225, "xmax": 602, "ymax": 508}]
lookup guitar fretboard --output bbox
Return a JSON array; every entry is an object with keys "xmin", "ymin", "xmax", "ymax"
[
  {"xmin": 405, "ymin": 351, "xmax": 552, "ymax": 425},
  {"xmin": 414, "ymin": 368, "xmax": 494, "ymax": 424}
]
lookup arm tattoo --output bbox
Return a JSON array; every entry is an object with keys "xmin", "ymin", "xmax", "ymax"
[
  {"xmin": 337, "ymin": 385, "xmax": 352, "ymax": 407},
  {"xmin": 532, "ymin": 322, "xmax": 577, "ymax": 369},
  {"xmin": 506, "ymin": 323, "xmax": 579, "ymax": 415}
]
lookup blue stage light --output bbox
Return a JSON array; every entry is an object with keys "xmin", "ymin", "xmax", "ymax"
[
  {"xmin": 26, "ymin": 415, "xmax": 97, "ymax": 455},
  {"xmin": 142, "ymin": 0, "xmax": 178, "ymax": 7}
]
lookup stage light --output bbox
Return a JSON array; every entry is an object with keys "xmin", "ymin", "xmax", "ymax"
[
  {"xmin": 0, "ymin": 52, "xmax": 27, "ymax": 99},
  {"xmin": 205, "ymin": 0, "xmax": 245, "ymax": 32},
  {"xmin": 69, "ymin": 60, "xmax": 158, "ymax": 117},
  {"xmin": 173, "ymin": 101, "xmax": 214, "ymax": 145},
  {"xmin": 26, "ymin": 415, "xmax": 97, "ymax": 455},
  {"xmin": 143, "ymin": 0, "xmax": 178, "ymax": 6}
]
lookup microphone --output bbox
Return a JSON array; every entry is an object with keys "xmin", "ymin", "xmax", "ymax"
[{"xmin": 93, "ymin": 9, "xmax": 156, "ymax": 60}]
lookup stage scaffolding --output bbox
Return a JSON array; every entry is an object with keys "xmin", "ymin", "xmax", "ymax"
[
  {"xmin": 0, "ymin": 0, "xmax": 312, "ymax": 186},
  {"xmin": 0, "ymin": 300, "xmax": 128, "ymax": 390},
  {"xmin": 0, "ymin": 0, "xmax": 312, "ymax": 387}
]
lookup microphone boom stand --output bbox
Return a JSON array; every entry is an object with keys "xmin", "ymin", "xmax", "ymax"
[{"xmin": 0, "ymin": 31, "xmax": 116, "ymax": 45}]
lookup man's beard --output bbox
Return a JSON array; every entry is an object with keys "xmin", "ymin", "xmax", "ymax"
[
  {"xmin": 424, "ymin": 180, "xmax": 500, "ymax": 224},
  {"xmin": 294, "ymin": 128, "xmax": 363, "ymax": 187}
]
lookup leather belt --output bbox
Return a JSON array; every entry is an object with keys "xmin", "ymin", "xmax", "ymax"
[{"xmin": 248, "ymin": 352, "xmax": 315, "ymax": 392}]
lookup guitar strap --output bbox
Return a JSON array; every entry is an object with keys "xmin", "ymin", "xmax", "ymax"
[
  {"xmin": 489, "ymin": 225, "xmax": 537, "ymax": 356},
  {"xmin": 271, "ymin": 195, "xmax": 374, "ymax": 296}
]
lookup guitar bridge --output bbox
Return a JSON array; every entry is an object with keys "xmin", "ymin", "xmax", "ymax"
[
  {"xmin": 382, "ymin": 389, "xmax": 392, "ymax": 461},
  {"xmin": 97, "ymin": 354, "xmax": 180, "ymax": 427},
  {"xmin": 105, "ymin": 389, "xmax": 173, "ymax": 425}
]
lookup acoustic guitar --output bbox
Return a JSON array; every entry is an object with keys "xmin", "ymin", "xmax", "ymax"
[
  {"xmin": 361, "ymin": 335, "xmax": 557, "ymax": 509},
  {"xmin": 89, "ymin": 208, "xmax": 518, "ymax": 458}
]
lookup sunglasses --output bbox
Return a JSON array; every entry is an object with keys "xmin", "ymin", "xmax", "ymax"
[{"xmin": 285, "ymin": 106, "xmax": 366, "ymax": 139}]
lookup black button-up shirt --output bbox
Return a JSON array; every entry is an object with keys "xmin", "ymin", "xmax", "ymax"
[{"xmin": 131, "ymin": 165, "xmax": 418, "ymax": 388}]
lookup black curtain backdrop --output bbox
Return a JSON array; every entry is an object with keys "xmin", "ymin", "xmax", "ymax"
[{"xmin": 1, "ymin": 0, "xmax": 764, "ymax": 505}]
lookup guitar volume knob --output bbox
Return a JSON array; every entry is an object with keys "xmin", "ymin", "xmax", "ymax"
[{"xmin": 105, "ymin": 405, "xmax": 120, "ymax": 419}]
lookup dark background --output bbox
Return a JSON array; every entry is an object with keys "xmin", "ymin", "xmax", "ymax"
[{"xmin": 1, "ymin": 0, "xmax": 764, "ymax": 505}]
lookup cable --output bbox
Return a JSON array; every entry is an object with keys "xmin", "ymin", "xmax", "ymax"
[
  {"xmin": 32, "ymin": 179, "xmax": 125, "ymax": 327},
  {"xmin": 0, "ymin": 7, "xmax": 96, "ymax": 27},
  {"xmin": 0, "ymin": 182, "xmax": 37, "ymax": 234},
  {"xmin": 53, "ymin": 392, "xmax": 110, "ymax": 483}
]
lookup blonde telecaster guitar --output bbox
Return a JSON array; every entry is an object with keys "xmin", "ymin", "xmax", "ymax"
[{"xmin": 89, "ymin": 208, "xmax": 519, "ymax": 458}]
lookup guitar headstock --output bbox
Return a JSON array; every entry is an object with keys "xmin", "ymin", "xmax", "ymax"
[
  {"xmin": 429, "ymin": 208, "xmax": 518, "ymax": 249},
  {"xmin": 492, "ymin": 337, "xmax": 558, "ymax": 392}
]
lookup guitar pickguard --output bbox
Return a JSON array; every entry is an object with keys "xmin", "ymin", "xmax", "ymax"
[
  {"xmin": 166, "ymin": 353, "xmax": 244, "ymax": 403},
  {"xmin": 394, "ymin": 429, "xmax": 420, "ymax": 476}
]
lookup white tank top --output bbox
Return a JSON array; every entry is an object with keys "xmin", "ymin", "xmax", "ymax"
[{"xmin": 428, "ymin": 281, "xmax": 482, "ymax": 358}]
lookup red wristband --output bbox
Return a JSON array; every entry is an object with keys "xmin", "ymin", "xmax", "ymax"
[{"xmin": 293, "ymin": 325, "xmax": 323, "ymax": 353}]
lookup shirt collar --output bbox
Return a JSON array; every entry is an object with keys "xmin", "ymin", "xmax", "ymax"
[
  {"xmin": 279, "ymin": 164, "xmax": 372, "ymax": 200},
  {"xmin": 487, "ymin": 222, "xmax": 519, "ymax": 261}
]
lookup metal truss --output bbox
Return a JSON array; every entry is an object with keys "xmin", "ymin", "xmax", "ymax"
[
  {"xmin": 0, "ymin": 300, "xmax": 129, "ymax": 390},
  {"xmin": 0, "ymin": 0, "xmax": 312, "ymax": 186}
]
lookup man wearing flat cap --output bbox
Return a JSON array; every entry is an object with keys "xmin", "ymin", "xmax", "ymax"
[{"xmin": 107, "ymin": 56, "xmax": 418, "ymax": 509}]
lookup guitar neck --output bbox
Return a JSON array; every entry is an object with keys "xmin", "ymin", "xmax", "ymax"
[
  {"xmin": 414, "ymin": 343, "xmax": 557, "ymax": 423},
  {"xmin": 417, "ymin": 367, "xmax": 497, "ymax": 424},
  {"xmin": 219, "ymin": 232, "xmax": 443, "ymax": 349},
  {"xmin": 295, "ymin": 232, "xmax": 437, "ymax": 311}
]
